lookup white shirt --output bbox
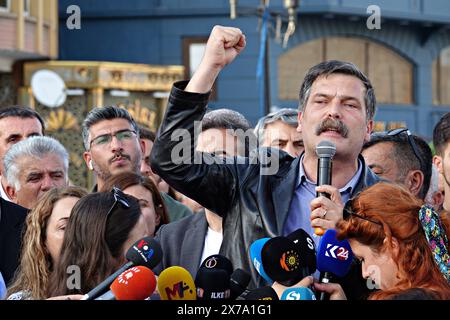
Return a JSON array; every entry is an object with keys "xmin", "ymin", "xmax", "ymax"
[
  {"xmin": 199, "ymin": 227, "xmax": 223, "ymax": 266},
  {"xmin": 0, "ymin": 176, "xmax": 12, "ymax": 202}
]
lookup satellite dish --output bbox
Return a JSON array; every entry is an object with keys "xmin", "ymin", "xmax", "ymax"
[{"xmin": 31, "ymin": 70, "xmax": 67, "ymax": 108}]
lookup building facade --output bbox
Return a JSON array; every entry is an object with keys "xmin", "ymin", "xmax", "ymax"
[
  {"xmin": 58, "ymin": 0, "xmax": 450, "ymax": 139},
  {"xmin": 0, "ymin": 0, "xmax": 58, "ymax": 106}
]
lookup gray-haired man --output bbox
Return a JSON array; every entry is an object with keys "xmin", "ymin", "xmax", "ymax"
[
  {"xmin": 3, "ymin": 136, "xmax": 69, "ymax": 209},
  {"xmin": 254, "ymin": 108, "xmax": 303, "ymax": 157}
]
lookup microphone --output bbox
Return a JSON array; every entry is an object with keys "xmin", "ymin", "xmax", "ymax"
[
  {"xmin": 315, "ymin": 140, "xmax": 336, "ymax": 236},
  {"xmin": 316, "ymin": 229, "xmax": 353, "ymax": 300},
  {"xmin": 261, "ymin": 236, "xmax": 308, "ymax": 287},
  {"xmin": 244, "ymin": 286, "xmax": 279, "ymax": 301},
  {"xmin": 81, "ymin": 236, "xmax": 162, "ymax": 300},
  {"xmin": 281, "ymin": 287, "xmax": 316, "ymax": 300},
  {"xmin": 249, "ymin": 238, "xmax": 273, "ymax": 284},
  {"xmin": 95, "ymin": 266, "xmax": 156, "ymax": 300},
  {"xmin": 157, "ymin": 266, "xmax": 197, "ymax": 300},
  {"xmin": 229, "ymin": 268, "xmax": 251, "ymax": 299},
  {"xmin": 195, "ymin": 255, "xmax": 233, "ymax": 300},
  {"xmin": 286, "ymin": 228, "xmax": 317, "ymax": 276}
]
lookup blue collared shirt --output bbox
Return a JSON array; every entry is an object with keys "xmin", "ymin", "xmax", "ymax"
[{"xmin": 283, "ymin": 155, "xmax": 362, "ymax": 248}]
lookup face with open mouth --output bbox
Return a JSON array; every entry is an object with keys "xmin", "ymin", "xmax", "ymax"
[{"xmin": 298, "ymin": 73, "xmax": 372, "ymax": 159}]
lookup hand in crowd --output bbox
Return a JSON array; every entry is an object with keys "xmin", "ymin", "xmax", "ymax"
[
  {"xmin": 313, "ymin": 282, "xmax": 347, "ymax": 300},
  {"xmin": 271, "ymin": 276, "xmax": 314, "ymax": 299},
  {"xmin": 310, "ymin": 185, "xmax": 344, "ymax": 232},
  {"xmin": 46, "ymin": 294, "xmax": 84, "ymax": 300}
]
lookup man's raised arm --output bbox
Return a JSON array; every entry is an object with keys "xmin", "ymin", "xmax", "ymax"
[{"xmin": 150, "ymin": 26, "xmax": 247, "ymax": 217}]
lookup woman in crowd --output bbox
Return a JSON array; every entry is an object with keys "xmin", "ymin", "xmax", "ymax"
[
  {"xmin": 101, "ymin": 172, "xmax": 169, "ymax": 235},
  {"xmin": 48, "ymin": 188, "xmax": 149, "ymax": 296},
  {"xmin": 315, "ymin": 182, "xmax": 450, "ymax": 300},
  {"xmin": 7, "ymin": 186, "xmax": 88, "ymax": 300}
]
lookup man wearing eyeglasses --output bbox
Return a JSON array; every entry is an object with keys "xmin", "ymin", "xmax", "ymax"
[
  {"xmin": 362, "ymin": 128, "xmax": 432, "ymax": 200},
  {"xmin": 82, "ymin": 106, "xmax": 144, "ymax": 191},
  {"xmin": 151, "ymin": 26, "xmax": 381, "ymax": 297}
]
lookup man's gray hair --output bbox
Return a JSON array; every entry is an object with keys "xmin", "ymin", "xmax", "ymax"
[
  {"xmin": 201, "ymin": 108, "xmax": 255, "ymax": 157},
  {"xmin": 82, "ymin": 106, "xmax": 140, "ymax": 150},
  {"xmin": 3, "ymin": 136, "xmax": 69, "ymax": 191},
  {"xmin": 298, "ymin": 60, "xmax": 376, "ymax": 120},
  {"xmin": 254, "ymin": 108, "xmax": 298, "ymax": 145}
]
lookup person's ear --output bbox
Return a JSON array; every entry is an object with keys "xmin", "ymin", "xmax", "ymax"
[
  {"xmin": 83, "ymin": 152, "xmax": 94, "ymax": 171},
  {"xmin": 6, "ymin": 184, "xmax": 17, "ymax": 202},
  {"xmin": 405, "ymin": 170, "xmax": 424, "ymax": 198},
  {"xmin": 433, "ymin": 155, "xmax": 443, "ymax": 175}
]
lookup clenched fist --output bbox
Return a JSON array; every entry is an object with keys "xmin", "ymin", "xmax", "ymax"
[{"xmin": 186, "ymin": 25, "xmax": 246, "ymax": 93}]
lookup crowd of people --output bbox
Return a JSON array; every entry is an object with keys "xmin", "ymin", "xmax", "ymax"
[{"xmin": 0, "ymin": 25, "xmax": 449, "ymax": 301}]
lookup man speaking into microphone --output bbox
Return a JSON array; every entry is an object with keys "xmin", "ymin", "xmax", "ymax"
[{"xmin": 150, "ymin": 25, "xmax": 381, "ymax": 298}]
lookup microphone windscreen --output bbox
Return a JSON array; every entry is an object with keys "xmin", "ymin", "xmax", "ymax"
[
  {"xmin": 125, "ymin": 237, "xmax": 163, "ymax": 269},
  {"xmin": 199, "ymin": 254, "xmax": 233, "ymax": 275},
  {"xmin": 249, "ymin": 238, "xmax": 273, "ymax": 283},
  {"xmin": 157, "ymin": 266, "xmax": 197, "ymax": 300},
  {"xmin": 195, "ymin": 267, "xmax": 231, "ymax": 300},
  {"xmin": 244, "ymin": 286, "xmax": 279, "ymax": 301},
  {"xmin": 316, "ymin": 229, "xmax": 353, "ymax": 277},
  {"xmin": 281, "ymin": 287, "xmax": 317, "ymax": 300},
  {"xmin": 287, "ymin": 228, "xmax": 317, "ymax": 275},
  {"xmin": 110, "ymin": 266, "xmax": 156, "ymax": 300},
  {"xmin": 315, "ymin": 140, "xmax": 336, "ymax": 158},
  {"xmin": 261, "ymin": 236, "xmax": 303, "ymax": 286},
  {"xmin": 230, "ymin": 268, "xmax": 251, "ymax": 298}
]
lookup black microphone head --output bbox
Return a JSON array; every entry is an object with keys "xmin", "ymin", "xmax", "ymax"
[
  {"xmin": 315, "ymin": 140, "xmax": 336, "ymax": 158},
  {"xmin": 200, "ymin": 254, "xmax": 233, "ymax": 275},
  {"xmin": 195, "ymin": 267, "xmax": 231, "ymax": 300},
  {"xmin": 125, "ymin": 237, "xmax": 162, "ymax": 269},
  {"xmin": 261, "ymin": 236, "xmax": 304, "ymax": 287},
  {"xmin": 244, "ymin": 286, "xmax": 279, "ymax": 301},
  {"xmin": 230, "ymin": 268, "xmax": 251, "ymax": 298},
  {"xmin": 287, "ymin": 228, "xmax": 317, "ymax": 276}
]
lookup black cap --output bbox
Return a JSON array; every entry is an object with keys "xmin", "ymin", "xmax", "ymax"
[
  {"xmin": 261, "ymin": 236, "xmax": 304, "ymax": 286},
  {"xmin": 287, "ymin": 228, "xmax": 317, "ymax": 276}
]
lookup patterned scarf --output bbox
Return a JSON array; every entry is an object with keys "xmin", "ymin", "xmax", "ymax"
[{"xmin": 418, "ymin": 204, "xmax": 450, "ymax": 282}]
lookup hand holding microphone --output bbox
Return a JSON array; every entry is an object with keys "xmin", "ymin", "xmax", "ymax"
[{"xmin": 310, "ymin": 185, "xmax": 344, "ymax": 234}]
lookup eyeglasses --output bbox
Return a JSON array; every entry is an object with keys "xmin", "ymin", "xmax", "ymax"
[
  {"xmin": 89, "ymin": 129, "xmax": 137, "ymax": 148},
  {"xmin": 371, "ymin": 128, "xmax": 424, "ymax": 173},
  {"xmin": 106, "ymin": 187, "xmax": 130, "ymax": 219},
  {"xmin": 343, "ymin": 200, "xmax": 383, "ymax": 227}
]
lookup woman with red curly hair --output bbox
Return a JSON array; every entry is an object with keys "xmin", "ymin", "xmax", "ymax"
[{"xmin": 315, "ymin": 182, "xmax": 450, "ymax": 300}]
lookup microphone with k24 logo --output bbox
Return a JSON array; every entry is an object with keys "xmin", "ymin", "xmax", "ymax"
[{"xmin": 316, "ymin": 229, "xmax": 353, "ymax": 300}]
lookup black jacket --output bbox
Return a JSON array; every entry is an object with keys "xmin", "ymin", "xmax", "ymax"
[
  {"xmin": 151, "ymin": 81, "xmax": 381, "ymax": 296},
  {"xmin": 0, "ymin": 198, "xmax": 28, "ymax": 286}
]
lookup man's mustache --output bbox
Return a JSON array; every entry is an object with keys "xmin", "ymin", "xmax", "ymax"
[
  {"xmin": 315, "ymin": 118, "xmax": 349, "ymax": 138},
  {"xmin": 109, "ymin": 152, "xmax": 131, "ymax": 164}
]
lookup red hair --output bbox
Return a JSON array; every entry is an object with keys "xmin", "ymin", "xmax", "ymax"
[{"xmin": 336, "ymin": 182, "xmax": 450, "ymax": 300}]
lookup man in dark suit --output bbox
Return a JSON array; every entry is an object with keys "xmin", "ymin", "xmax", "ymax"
[
  {"xmin": 0, "ymin": 197, "xmax": 28, "ymax": 286},
  {"xmin": 154, "ymin": 109, "xmax": 254, "ymax": 278}
]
